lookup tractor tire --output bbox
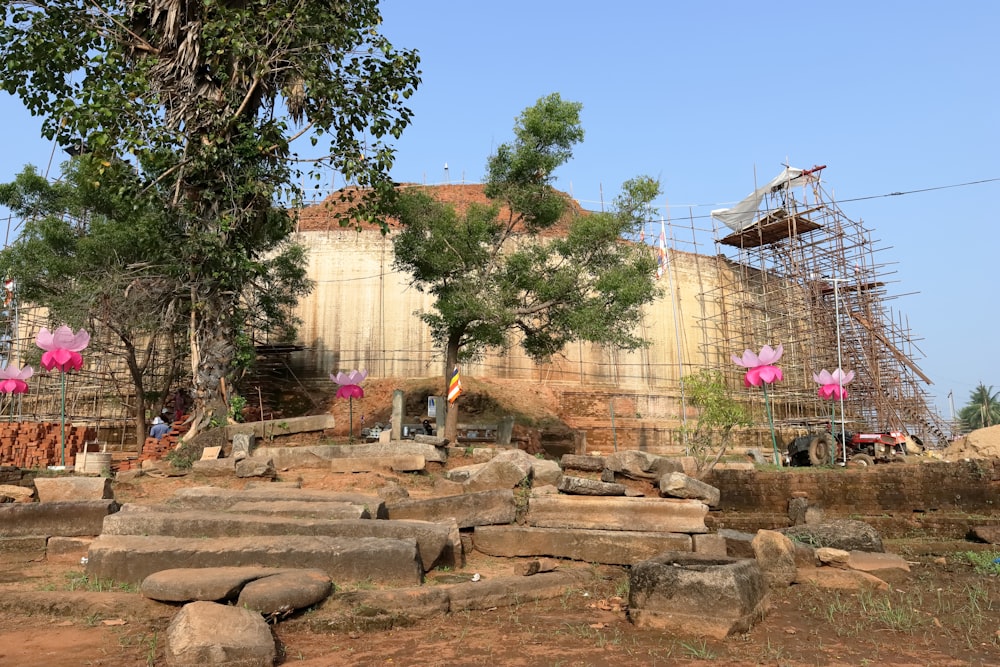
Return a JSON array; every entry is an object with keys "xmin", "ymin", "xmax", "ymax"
[
  {"xmin": 848, "ymin": 453, "xmax": 875, "ymax": 468},
  {"xmin": 808, "ymin": 433, "xmax": 835, "ymax": 466}
]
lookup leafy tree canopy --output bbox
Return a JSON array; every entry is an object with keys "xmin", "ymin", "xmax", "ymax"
[
  {"xmin": 392, "ymin": 93, "xmax": 661, "ymax": 439},
  {"xmin": 1, "ymin": 1, "xmax": 420, "ymax": 434}
]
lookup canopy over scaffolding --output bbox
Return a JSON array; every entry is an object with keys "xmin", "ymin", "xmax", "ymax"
[{"xmin": 711, "ymin": 166, "xmax": 825, "ymax": 233}]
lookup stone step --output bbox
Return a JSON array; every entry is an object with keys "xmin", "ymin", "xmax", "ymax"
[
  {"xmin": 526, "ymin": 495, "xmax": 708, "ymax": 533},
  {"xmin": 167, "ymin": 486, "xmax": 386, "ymax": 518},
  {"xmin": 104, "ymin": 509, "xmax": 460, "ymax": 571},
  {"xmin": 86, "ymin": 534, "xmax": 422, "ymax": 586},
  {"xmin": 473, "ymin": 526, "xmax": 692, "ymax": 565},
  {"xmin": 0, "ymin": 500, "xmax": 119, "ymax": 538},
  {"xmin": 385, "ymin": 489, "xmax": 516, "ymax": 529},
  {"xmin": 251, "ymin": 442, "xmax": 445, "ymax": 468}
]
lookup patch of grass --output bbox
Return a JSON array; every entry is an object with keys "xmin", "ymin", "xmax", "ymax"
[
  {"xmin": 857, "ymin": 589, "xmax": 923, "ymax": 633},
  {"xmin": 680, "ymin": 639, "xmax": 716, "ymax": 660},
  {"xmin": 955, "ymin": 550, "xmax": 1000, "ymax": 575},
  {"xmin": 615, "ymin": 577, "xmax": 630, "ymax": 598},
  {"xmin": 63, "ymin": 571, "xmax": 135, "ymax": 593}
]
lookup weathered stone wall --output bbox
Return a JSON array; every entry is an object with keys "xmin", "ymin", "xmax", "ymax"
[
  {"xmin": 705, "ymin": 461, "xmax": 1000, "ymax": 538},
  {"xmin": 706, "ymin": 461, "xmax": 1000, "ymax": 515}
]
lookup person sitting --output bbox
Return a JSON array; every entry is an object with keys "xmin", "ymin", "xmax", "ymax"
[{"xmin": 149, "ymin": 416, "xmax": 170, "ymax": 440}]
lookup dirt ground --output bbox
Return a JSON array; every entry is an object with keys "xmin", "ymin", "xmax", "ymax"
[
  {"xmin": 5, "ymin": 373, "xmax": 1000, "ymax": 667},
  {"xmin": 2, "ymin": 460, "xmax": 1000, "ymax": 667}
]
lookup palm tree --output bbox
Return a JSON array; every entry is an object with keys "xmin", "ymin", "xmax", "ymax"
[{"xmin": 958, "ymin": 383, "xmax": 1000, "ymax": 431}]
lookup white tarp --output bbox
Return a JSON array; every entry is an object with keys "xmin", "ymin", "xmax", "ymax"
[{"xmin": 711, "ymin": 167, "xmax": 815, "ymax": 232}]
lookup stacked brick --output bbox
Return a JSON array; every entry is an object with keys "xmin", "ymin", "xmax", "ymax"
[
  {"xmin": 0, "ymin": 422, "xmax": 95, "ymax": 468},
  {"xmin": 117, "ymin": 419, "xmax": 191, "ymax": 472}
]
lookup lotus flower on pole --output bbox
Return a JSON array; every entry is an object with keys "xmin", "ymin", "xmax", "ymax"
[
  {"xmin": 0, "ymin": 364, "xmax": 33, "ymax": 395},
  {"xmin": 813, "ymin": 368, "xmax": 854, "ymax": 401},
  {"xmin": 331, "ymin": 370, "xmax": 367, "ymax": 442},
  {"xmin": 732, "ymin": 344, "xmax": 784, "ymax": 467},
  {"xmin": 36, "ymin": 325, "xmax": 89, "ymax": 467},
  {"xmin": 814, "ymin": 367, "xmax": 854, "ymax": 464},
  {"xmin": 732, "ymin": 344, "xmax": 784, "ymax": 387},
  {"xmin": 36, "ymin": 326, "xmax": 90, "ymax": 372}
]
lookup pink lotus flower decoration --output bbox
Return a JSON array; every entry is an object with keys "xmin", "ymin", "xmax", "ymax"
[
  {"xmin": 331, "ymin": 369, "xmax": 367, "ymax": 399},
  {"xmin": 732, "ymin": 344, "xmax": 784, "ymax": 387},
  {"xmin": 814, "ymin": 368, "xmax": 854, "ymax": 401},
  {"xmin": 36, "ymin": 326, "xmax": 90, "ymax": 372},
  {"xmin": 0, "ymin": 364, "xmax": 33, "ymax": 394}
]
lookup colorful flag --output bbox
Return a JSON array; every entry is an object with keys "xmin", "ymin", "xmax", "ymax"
[
  {"xmin": 448, "ymin": 365, "xmax": 462, "ymax": 403},
  {"xmin": 656, "ymin": 217, "xmax": 667, "ymax": 280}
]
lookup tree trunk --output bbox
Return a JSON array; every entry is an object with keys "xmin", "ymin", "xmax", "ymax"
[
  {"xmin": 184, "ymin": 291, "xmax": 233, "ymax": 442},
  {"xmin": 443, "ymin": 335, "xmax": 461, "ymax": 442}
]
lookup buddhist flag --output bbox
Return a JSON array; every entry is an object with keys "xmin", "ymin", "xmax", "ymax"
[{"xmin": 448, "ymin": 365, "xmax": 462, "ymax": 403}]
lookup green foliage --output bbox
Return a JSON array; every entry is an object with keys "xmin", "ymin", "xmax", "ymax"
[
  {"xmin": 165, "ymin": 442, "xmax": 201, "ymax": 470},
  {"xmin": 956, "ymin": 550, "xmax": 1000, "ymax": 575},
  {"xmin": 228, "ymin": 393, "xmax": 247, "ymax": 424},
  {"xmin": 681, "ymin": 369, "xmax": 752, "ymax": 477},
  {"xmin": 0, "ymin": 1, "xmax": 419, "ymax": 428},
  {"xmin": 392, "ymin": 94, "xmax": 659, "ymax": 426},
  {"xmin": 958, "ymin": 384, "xmax": 1000, "ymax": 432},
  {"xmin": 0, "ymin": 158, "xmax": 185, "ymax": 447}
]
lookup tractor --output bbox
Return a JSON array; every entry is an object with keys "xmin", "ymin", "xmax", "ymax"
[{"xmin": 785, "ymin": 429, "xmax": 923, "ymax": 467}]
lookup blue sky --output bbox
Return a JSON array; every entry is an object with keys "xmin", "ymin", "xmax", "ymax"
[{"xmin": 1, "ymin": 1, "xmax": 997, "ymax": 419}]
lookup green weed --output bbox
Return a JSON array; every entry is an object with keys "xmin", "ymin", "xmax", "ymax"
[{"xmin": 680, "ymin": 639, "xmax": 716, "ymax": 660}]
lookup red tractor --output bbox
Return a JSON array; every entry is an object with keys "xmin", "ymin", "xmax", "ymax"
[{"xmin": 786, "ymin": 429, "xmax": 922, "ymax": 467}]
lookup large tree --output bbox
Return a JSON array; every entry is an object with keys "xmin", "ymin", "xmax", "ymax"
[
  {"xmin": 392, "ymin": 94, "xmax": 661, "ymax": 440},
  {"xmin": 1, "ymin": 1, "xmax": 420, "ymax": 436},
  {"xmin": 958, "ymin": 383, "xmax": 1000, "ymax": 432},
  {"xmin": 0, "ymin": 159, "xmax": 185, "ymax": 446}
]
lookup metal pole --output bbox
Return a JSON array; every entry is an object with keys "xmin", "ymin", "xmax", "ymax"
[
  {"xmin": 60, "ymin": 372, "xmax": 66, "ymax": 467},
  {"xmin": 834, "ymin": 279, "xmax": 846, "ymax": 464}
]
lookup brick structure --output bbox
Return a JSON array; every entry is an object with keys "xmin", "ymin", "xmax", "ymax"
[{"xmin": 0, "ymin": 422, "xmax": 94, "ymax": 468}]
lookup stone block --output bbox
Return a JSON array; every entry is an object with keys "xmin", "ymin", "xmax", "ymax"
[
  {"xmin": 190, "ymin": 459, "xmax": 235, "ymax": 476},
  {"xmin": 252, "ymin": 442, "xmax": 445, "ymax": 468},
  {"xmin": 473, "ymin": 525, "xmax": 691, "ymax": 565},
  {"xmin": 557, "ymin": 475, "xmax": 626, "ymax": 496},
  {"xmin": 237, "ymin": 569, "xmax": 333, "ymax": 616},
  {"xmin": 87, "ymin": 534, "xmax": 423, "ymax": 586},
  {"xmin": 0, "ymin": 484, "xmax": 33, "ymax": 502},
  {"xmin": 34, "ymin": 477, "xmax": 113, "ymax": 503},
  {"xmin": 386, "ymin": 489, "xmax": 516, "ymax": 529},
  {"xmin": 559, "ymin": 454, "xmax": 604, "ymax": 472},
  {"xmin": 526, "ymin": 495, "xmax": 708, "ymax": 534},
  {"xmin": 658, "ymin": 472, "xmax": 720, "ymax": 507},
  {"xmin": 166, "ymin": 601, "xmax": 275, "ymax": 667},
  {"xmin": 227, "ymin": 500, "xmax": 370, "ymax": 520},
  {"xmin": 142, "ymin": 566, "xmax": 286, "ymax": 602},
  {"xmin": 629, "ymin": 552, "xmax": 767, "ymax": 638},
  {"xmin": 0, "ymin": 536, "xmax": 47, "ymax": 552},
  {"xmin": 235, "ymin": 458, "xmax": 276, "ymax": 479},
  {"xmin": 0, "ymin": 500, "xmax": 119, "ymax": 538},
  {"xmin": 47, "ymin": 536, "xmax": 93, "ymax": 561},
  {"xmin": 226, "ymin": 414, "xmax": 335, "ymax": 440},
  {"xmin": 102, "ymin": 509, "xmax": 458, "ymax": 571},
  {"xmin": 329, "ymin": 455, "xmax": 426, "ymax": 473},
  {"xmin": 167, "ymin": 486, "xmax": 386, "ymax": 518},
  {"xmin": 751, "ymin": 529, "xmax": 797, "ymax": 590},
  {"xmin": 692, "ymin": 533, "xmax": 728, "ymax": 556},
  {"xmin": 531, "ymin": 458, "xmax": 563, "ymax": 487}
]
